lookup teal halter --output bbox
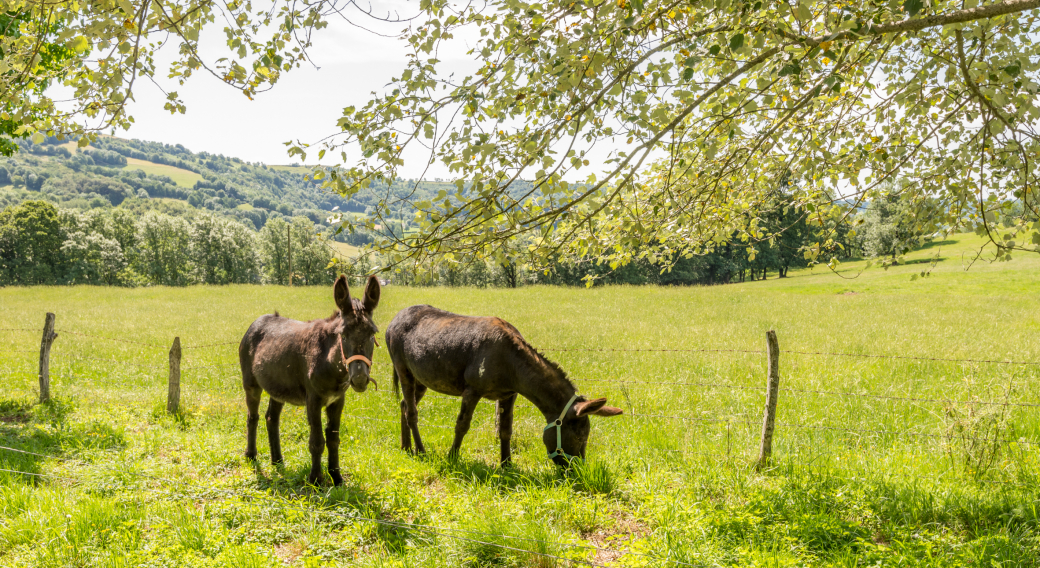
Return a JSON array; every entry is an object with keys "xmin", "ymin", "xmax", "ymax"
[{"xmin": 544, "ymin": 393, "xmax": 580, "ymax": 461}]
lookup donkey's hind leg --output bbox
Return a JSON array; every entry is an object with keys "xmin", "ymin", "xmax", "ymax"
[
  {"xmin": 449, "ymin": 389, "xmax": 482, "ymax": 459},
  {"xmin": 243, "ymin": 371, "xmax": 262, "ymax": 461},
  {"xmin": 398, "ymin": 368, "xmax": 427, "ymax": 455},
  {"xmin": 265, "ymin": 398, "xmax": 285, "ymax": 465},
  {"xmin": 496, "ymin": 394, "xmax": 517, "ymax": 466}
]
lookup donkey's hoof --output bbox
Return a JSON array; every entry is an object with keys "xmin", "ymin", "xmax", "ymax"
[
  {"xmin": 244, "ymin": 451, "xmax": 258, "ymax": 461},
  {"xmin": 306, "ymin": 473, "xmax": 323, "ymax": 486},
  {"xmin": 330, "ymin": 471, "xmax": 344, "ymax": 486}
]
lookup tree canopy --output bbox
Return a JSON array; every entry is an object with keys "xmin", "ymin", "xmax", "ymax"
[
  {"xmin": 0, "ymin": 0, "xmax": 338, "ymax": 153},
  {"xmin": 302, "ymin": 0, "xmax": 1040, "ymax": 278},
  {"xmin": 5, "ymin": 0, "xmax": 1039, "ymax": 280}
]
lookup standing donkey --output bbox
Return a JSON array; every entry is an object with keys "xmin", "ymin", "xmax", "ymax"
[
  {"xmin": 386, "ymin": 305, "xmax": 622, "ymax": 466},
  {"xmin": 240, "ymin": 274, "xmax": 381, "ymax": 485}
]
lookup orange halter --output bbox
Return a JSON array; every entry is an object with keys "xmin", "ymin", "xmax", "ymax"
[{"xmin": 339, "ymin": 335, "xmax": 378, "ymax": 390}]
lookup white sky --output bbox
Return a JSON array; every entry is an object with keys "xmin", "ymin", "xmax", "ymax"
[{"xmin": 120, "ymin": 4, "xmax": 471, "ymax": 178}]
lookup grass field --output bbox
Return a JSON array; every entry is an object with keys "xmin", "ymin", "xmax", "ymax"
[
  {"xmin": 269, "ymin": 165, "xmax": 312, "ymax": 176},
  {"xmin": 1, "ymin": 233, "xmax": 1039, "ymax": 567},
  {"xmin": 122, "ymin": 158, "xmax": 204, "ymax": 188},
  {"xmin": 329, "ymin": 241, "xmax": 362, "ymax": 260}
]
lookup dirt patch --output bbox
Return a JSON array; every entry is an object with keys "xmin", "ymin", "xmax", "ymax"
[
  {"xmin": 273, "ymin": 541, "xmax": 305, "ymax": 564},
  {"xmin": 0, "ymin": 412, "xmax": 29, "ymax": 424},
  {"xmin": 586, "ymin": 513, "xmax": 651, "ymax": 565},
  {"xmin": 0, "ymin": 401, "xmax": 32, "ymax": 424},
  {"xmin": 840, "ymin": 291, "xmax": 859, "ymax": 296}
]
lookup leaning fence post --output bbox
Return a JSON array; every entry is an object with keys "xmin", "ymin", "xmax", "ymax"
[
  {"xmin": 168, "ymin": 337, "xmax": 181, "ymax": 414},
  {"xmin": 757, "ymin": 329, "xmax": 780, "ymax": 470},
  {"xmin": 38, "ymin": 312, "xmax": 57, "ymax": 403}
]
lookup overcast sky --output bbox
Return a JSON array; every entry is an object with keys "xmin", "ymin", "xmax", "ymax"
[{"xmin": 121, "ymin": 4, "xmax": 470, "ymax": 178}]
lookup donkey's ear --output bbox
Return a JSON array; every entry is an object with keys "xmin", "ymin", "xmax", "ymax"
[
  {"xmin": 333, "ymin": 274, "xmax": 352, "ymax": 313},
  {"xmin": 363, "ymin": 274, "xmax": 381, "ymax": 313},
  {"xmin": 574, "ymin": 398, "xmax": 622, "ymax": 418}
]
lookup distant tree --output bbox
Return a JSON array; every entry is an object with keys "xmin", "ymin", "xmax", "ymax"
[
  {"xmin": 189, "ymin": 213, "xmax": 262, "ymax": 284},
  {"xmin": 61, "ymin": 230, "xmax": 127, "ymax": 285},
  {"xmin": 0, "ymin": 200, "xmax": 67, "ymax": 284},
  {"xmin": 136, "ymin": 212, "xmax": 191, "ymax": 285},
  {"xmin": 858, "ymin": 190, "xmax": 936, "ymax": 263},
  {"xmin": 258, "ymin": 216, "xmax": 335, "ymax": 285},
  {"xmin": 287, "ymin": 217, "xmax": 335, "ymax": 285},
  {"xmin": 258, "ymin": 218, "xmax": 291, "ymax": 285}
]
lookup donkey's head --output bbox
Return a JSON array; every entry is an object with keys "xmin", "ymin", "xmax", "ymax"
[
  {"xmin": 543, "ymin": 396, "xmax": 622, "ymax": 466},
  {"xmin": 333, "ymin": 274, "xmax": 381, "ymax": 392}
]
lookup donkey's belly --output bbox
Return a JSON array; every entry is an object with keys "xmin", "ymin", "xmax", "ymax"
[
  {"xmin": 412, "ymin": 370, "xmax": 465, "ymax": 397},
  {"xmin": 256, "ymin": 374, "xmax": 308, "ymax": 406}
]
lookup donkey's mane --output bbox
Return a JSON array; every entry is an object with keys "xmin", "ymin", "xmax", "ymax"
[{"xmin": 510, "ymin": 334, "xmax": 575, "ymax": 390}]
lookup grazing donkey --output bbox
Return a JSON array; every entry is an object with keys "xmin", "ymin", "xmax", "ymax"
[
  {"xmin": 240, "ymin": 274, "xmax": 380, "ymax": 485},
  {"xmin": 386, "ymin": 305, "xmax": 622, "ymax": 466}
]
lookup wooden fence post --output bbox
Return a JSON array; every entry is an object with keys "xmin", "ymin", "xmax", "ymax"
[
  {"xmin": 168, "ymin": 337, "xmax": 181, "ymax": 414},
  {"xmin": 757, "ymin": 329, "xmax": 780, "ymax": 470},
  {"xmin": 38, "ymin": 312, "xmax": 57, "ymax": 403}
]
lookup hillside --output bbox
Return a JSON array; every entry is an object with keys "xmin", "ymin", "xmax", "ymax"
[{"xmin": 0, "ymin": 136, "xmax": 481, "ymax": 246}]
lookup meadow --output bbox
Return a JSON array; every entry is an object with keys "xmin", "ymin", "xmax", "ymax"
[
  {"xmin": 0, "ymin": 233, "xmax": 1038, "ymax": 567},
  {"xmin": 122, "ymin": 158, "xmax": 205, "ymax": 188}
]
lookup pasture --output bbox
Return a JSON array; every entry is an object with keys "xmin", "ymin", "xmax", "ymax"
[
  {"xmin": 123, "ymin": 157, "xmax": 205, "ymax": 188},
  {"xmin": 1, "ymin": 233, "xmax": 1039, "ymax": 567}
]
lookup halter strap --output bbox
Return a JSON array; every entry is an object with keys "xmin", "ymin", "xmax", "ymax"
[
  {"xmin": 543, "ymin": 393, "xmax": 580, "ymax": 461},
  {"xmin": 338, "ymin": 335, "xmax": 378, "ymax": 390}
]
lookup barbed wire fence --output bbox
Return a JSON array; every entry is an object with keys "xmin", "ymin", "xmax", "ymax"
[{"xmin": 4, "ymin": 312, "xmax": 1035, "ymax": 461}]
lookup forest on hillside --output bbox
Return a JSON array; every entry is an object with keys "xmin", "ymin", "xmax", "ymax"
[
  {"xmin": 0, "ymin": 136, "xmax": 965, "ymax": 288},
  {"xmin": 0, "ymin": 136, "xmax": 463, "ymax": 247}
]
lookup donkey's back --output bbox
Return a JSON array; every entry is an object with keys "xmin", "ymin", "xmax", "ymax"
[{"xmin": 386, "ymin": 304, "xmax": 526, "ymax": 397}]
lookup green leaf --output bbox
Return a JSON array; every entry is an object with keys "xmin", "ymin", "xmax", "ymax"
[
  {"xmin": 729, "ymin": 34, "xmax": 744, "ymax": 51},
  {"xmin": 682, "ymin": 68, "xmax": 694, "ymax": 82},
  {"xmin": 903, "ymin": 0, "xmax": 924, "ymax": 17}
]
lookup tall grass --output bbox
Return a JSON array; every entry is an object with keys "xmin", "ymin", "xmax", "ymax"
[{"xmin": 0, "ymin": 233, "xmax": 1038, "ymax": 566}]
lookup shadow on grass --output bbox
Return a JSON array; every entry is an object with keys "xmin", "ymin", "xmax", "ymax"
[
  {"xmin": 0, "ymin": 395, "xmax": 127, "ymax": 485},
  {"xmin": 918, "ymin": 238, "xmax": 956, "ymax": 251},
  {"xmin": 894, "ymin": 257, "xmax": 946, "ymax": 266},
  {"xmin": 247, "ymin": 457, "xmax": 433, "ymax": 555},
  {"xmin": 429, "ymin": 452, "xmax": 560, "ymax": 492}
]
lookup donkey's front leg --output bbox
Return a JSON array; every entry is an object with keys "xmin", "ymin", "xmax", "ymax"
[
  {"xmin": 325, "ymin": 397, "xmax": 345, "ymax": 486},
  {"xmin": 305, "ymin": 393, "xmax": 326, "ymax": 485},
  {"xmin": 449, "ymin": 389, "xmax": 482, "ymax": 459}
]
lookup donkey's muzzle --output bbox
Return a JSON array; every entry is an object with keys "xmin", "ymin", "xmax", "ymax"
[{"xmin": 344, "ymin": 354, "xmax": 374, "ymax": 392}]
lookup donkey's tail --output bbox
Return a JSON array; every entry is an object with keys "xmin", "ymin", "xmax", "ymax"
[{"xmin": 392, "ymin": 366, "xmax": 400, "ymax": 400}]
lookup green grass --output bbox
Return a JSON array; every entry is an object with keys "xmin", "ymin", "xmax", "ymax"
[
  {"xmin": 1, "ymin": 232, "xmax": 1039, "ymax": 566},
  {"xmin": 329, "ymin": 241, "xmax": 362, "ymax": 260},
  {"xmin": 269, "ymin": 165, "xmax": 312, "ymax": 176},
  {"xmin": 122, "ymin": 157, "xmax": 204, "ymax": 187}
]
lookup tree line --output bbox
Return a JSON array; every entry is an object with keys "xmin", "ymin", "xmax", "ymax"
[
  {"xmin": 0, "ymin": 201, "xmax": 347, "ymax": 287},
  {"xmin": 392, "ymin": 189, "xmax": 937, "ymax": 288}
]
